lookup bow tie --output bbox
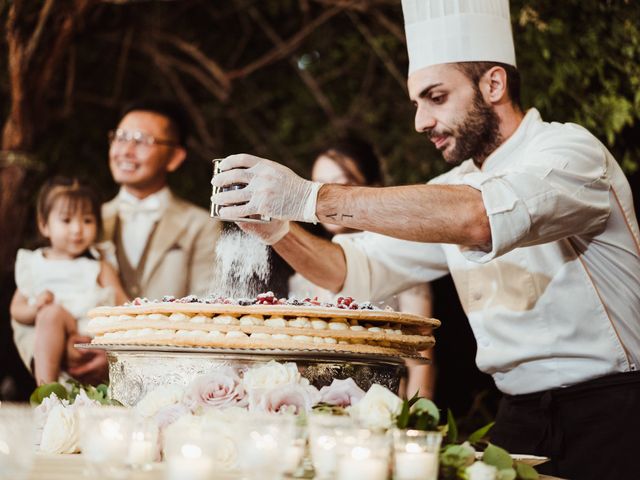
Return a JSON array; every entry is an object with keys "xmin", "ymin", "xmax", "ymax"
[{"xmin": 118, "ymin": 197, "xmax": 162, "ymax": 221}]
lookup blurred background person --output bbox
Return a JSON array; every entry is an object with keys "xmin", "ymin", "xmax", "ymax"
[
  {"xmin": 288, "ymin": 138, "xmax": 435, "ymax": 398},
  {"xmin": 103, "ymin": 99, "xmax": 221, "ymax": 300}
]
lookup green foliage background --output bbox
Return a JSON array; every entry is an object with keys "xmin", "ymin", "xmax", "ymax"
[{"xmin": 1, "ymin": 0, "xmax": 638, "ymax": 217}]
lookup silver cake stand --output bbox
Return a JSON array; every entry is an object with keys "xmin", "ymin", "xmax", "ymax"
[{"xmin": 78, "ymin": 343, "xmax": 423, "ymax": 407}]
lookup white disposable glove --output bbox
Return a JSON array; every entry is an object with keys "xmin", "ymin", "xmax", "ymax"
[
  {"xmin": 211, "ymin": 154, "xmax": 322, "ymax": 223},
  {"xmin": 237, "ymin": 219, "xmax": 290, "ymax": 245}
]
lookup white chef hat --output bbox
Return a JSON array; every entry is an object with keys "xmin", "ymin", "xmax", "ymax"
[{"xmin": 402, "ymin": 0, "xmax": 516, "ymax": 75}]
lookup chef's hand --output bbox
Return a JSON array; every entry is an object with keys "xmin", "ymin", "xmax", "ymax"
[
  {"xmin": 237, "ymin": 220, "xmax": 290, "ymax": 245},
  {"xmin": 211, "ymin": 154, "xmax": 322, "ymax": 223}
]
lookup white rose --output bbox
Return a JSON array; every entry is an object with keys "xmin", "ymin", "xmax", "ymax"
[
  {"xmin": 319, "ymin": 378, "xmax": 365, "ymax": 407},
  {"xmin": 39, "ymin": 404, "xmax": 80, "ymax": 454},
  {"xmin": 135, "ymin": 384, "xmax": 184, "ymax": 418},
  {"xmin": 348, "ymin": 384, "xmax": 402, "ymax": 430},
  {"xmin": 242, "ymin": 361, "xmax": 304, "ymax": 392},
  {"xmin": 252, "ymin": 383, "xmax": 321, "ymax": 414},
  {"xmin": 183, "ymin": 368, "xmax": 247, "ymax": 411},
  {"xmin": 465, "ymin": 461, "xmax": 498, "ymax": 480},
  {"xmin": 34, "ymin": 393, "xmax": 65, "ymax": 428}
]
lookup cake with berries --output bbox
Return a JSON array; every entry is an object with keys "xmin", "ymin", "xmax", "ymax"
[{"xmin": 86, "ymin": 293, "xmax": 440, "ymax": 357}]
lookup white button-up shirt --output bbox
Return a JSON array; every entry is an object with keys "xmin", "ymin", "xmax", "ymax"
[
  {"xmin": 117, "ymin": 187, "xmax": 170, "ymax": 267},
  {"xmin": 334, "ymin": 109, "xmax": 640, "ymax": 395}
]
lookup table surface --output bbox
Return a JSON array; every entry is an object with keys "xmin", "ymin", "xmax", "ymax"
[{"xmin": 29, "ymin": 453, "xmax": 566, "ymax": 480}]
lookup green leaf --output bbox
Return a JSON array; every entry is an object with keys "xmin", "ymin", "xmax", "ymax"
[
  {"xmin": 439, "ymin": 443, "xmax": 475, "ymax": 469},
  {"xmin": 515, "ymin": 462, "xmax": 540, "ymax": 480},
  {"xmin": 407, "ymin": 390, "xmax": 421, "ymax": 407},
  {"xmin": 445, "ymin": 409, "xmax": 458, "ymax": 444},
  {"xmin": 410, "ymin": 398, "xmax": 440, "ymax": 424},
  {"xmin": 497, "ymin": 467, "xmax": 517, "ymax": 480},
  {"xmin": 29, "ymin": 382, "xmax": 68, "ymax": 406},
  {"xmin": 468, "ymin": 421, "xmax": 495, "ymax": 444},
  {"xmin": 483, "ymin": 444, "xmax": 514, "ymax": 471},
  {"xmin": 396, "ymin": 400, "xmax": 411, "ymax": 429}
]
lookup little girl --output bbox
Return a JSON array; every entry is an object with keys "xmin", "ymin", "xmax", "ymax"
[{"xmin": 10, "ymin": 176, "xmax": 128, "ymax": 385}]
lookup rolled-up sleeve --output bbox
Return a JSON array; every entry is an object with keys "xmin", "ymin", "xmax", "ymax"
[
  {"xmin": 333, "ymin": 232, "xmax": 449, "ymax": 301},
  {"xmin": 457, "ymin": 126, "xmax": 611, "ymax": 263}
]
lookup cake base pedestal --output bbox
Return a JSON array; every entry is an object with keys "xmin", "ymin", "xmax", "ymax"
[{"xmin": 79, "ymin": 344, "xmax": 416, "ymax": 407}]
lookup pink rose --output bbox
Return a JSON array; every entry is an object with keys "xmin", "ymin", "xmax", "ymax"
[
  {"xmin": 183, "ymin": 367, "xmax": 247, "ymax": 411},
  {"xmin": 253, "ymin": 384, "xmax": 321, "ymax": 414},
  {"xmin": 319, "ymin": 378, "xmax": 365, "ymax": 407}
]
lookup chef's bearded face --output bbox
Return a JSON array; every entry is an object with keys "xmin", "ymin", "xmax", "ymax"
[{"xmin": 408, "ymin": 62, "xmax": 519, "ymax": 166}]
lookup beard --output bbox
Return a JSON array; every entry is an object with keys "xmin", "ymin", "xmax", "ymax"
[{"xmin": 434, "ymin": 90, "xmax": 502, "ymax": 167}]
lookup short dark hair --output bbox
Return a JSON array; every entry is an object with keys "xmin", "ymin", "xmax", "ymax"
[
  {"xmin": 454, "ymin": 62, "xmax": 522, "ymax": 109},
  {"xmin": 315, "ymin": 137, "xmax": 384, "ymax": 186},
  {"xmin": 37, "ymin": 176, "xmax": 103, "ymax": 238},
  {"xmin": 121, "ymin": 99, "xmax": 191, "ymax": 147}
]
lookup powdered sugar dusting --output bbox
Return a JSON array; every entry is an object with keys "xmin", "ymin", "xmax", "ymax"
[{"xmin": 210, "ymin": 230, "xmax": 271, "ymax": 299}]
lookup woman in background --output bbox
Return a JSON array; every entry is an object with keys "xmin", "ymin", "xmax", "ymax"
[{"xmin": 288, "ymin": 138, "xmax": 435, "ymax": 398}]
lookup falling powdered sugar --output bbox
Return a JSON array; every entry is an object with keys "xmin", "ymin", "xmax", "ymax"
[{"xmin": 211, "ymin": 230, "xmax": 271, "ymax": 299}]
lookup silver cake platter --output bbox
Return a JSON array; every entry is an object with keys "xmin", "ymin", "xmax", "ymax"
[{"xmin": 77, "ymin": 343, "xmax": 427, "ymax": 407}]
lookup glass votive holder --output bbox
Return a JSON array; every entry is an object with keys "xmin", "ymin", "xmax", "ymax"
[
  {"xmin": 236, "ymin": 413, "xmax": 295, "ymax": 480},
  {"xmin": 393, "ymin": 429, "xmax": 442, "ymax": 480},
  {"xmin": 79, "ymin": 406, "xmax": 132, "ymax": 480},
  {"xmin": 308, "ymin": 413, "xmax": 355, "ymax": 479},
  {"xmin": 0, "ymin": 404, "xmax": 36, "ymax": 480},
  {"xmin": 282, "ymin": 423, "xmax": 307, "ymax": 476},
  {"xmin": 336, "ymin": 428, "xmax": 391, "ymax": 480},
  {"xmin": 127, "ymin": 416, "xmax": 159, "ymax": 470},
  {"xmin": 163, "ymin": 423, "xmax": 217, "ymax": 480}
]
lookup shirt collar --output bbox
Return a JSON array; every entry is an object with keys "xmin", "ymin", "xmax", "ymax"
[{"xmin": 117, "ymin": 186, "xmax": 170, "ymax": 210}]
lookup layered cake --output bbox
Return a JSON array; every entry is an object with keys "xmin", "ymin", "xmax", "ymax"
[{"xmin": 87, "ymin": 292, "xmax": 440, "ymax": 357}]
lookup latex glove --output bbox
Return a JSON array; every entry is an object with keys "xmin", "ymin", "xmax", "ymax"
[
  {"xmin": 211, "ymin": 154, "xmax": 322, "ymax": 223},
  {"xmin": 237, "ymin": 219, "xmax": 290, "ymax": 245}
]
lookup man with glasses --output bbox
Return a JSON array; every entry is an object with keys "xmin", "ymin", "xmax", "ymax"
[{"xmin": 102, "ymin": 99, "xmax": 220, "ymax": 300}]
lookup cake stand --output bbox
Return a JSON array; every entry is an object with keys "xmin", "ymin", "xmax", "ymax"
[{"xmin": 79, "ymin": 344, "xmax": 424, "ymax": 407}]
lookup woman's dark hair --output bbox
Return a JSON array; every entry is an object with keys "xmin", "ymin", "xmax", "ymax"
[
  {"xmin": 36, "ymin": 176, "xmax": 103, "ymax": 239},
  {"xmin": 315, "ymin": 137, "xmax": 384, "ymax": 186},
  {"xmin": 454, "ymin": 61, "xmax": 522, "ymax": 109}
]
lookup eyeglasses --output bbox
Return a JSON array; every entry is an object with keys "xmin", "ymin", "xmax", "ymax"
[{"xmin": 108, "ymin": 129, "xmax": 179, "ymax": 150}]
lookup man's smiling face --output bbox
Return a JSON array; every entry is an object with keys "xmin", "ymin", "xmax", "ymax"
[{"xmin": 408, "ymin": 63, "xmax": 501, "ymax": 166}]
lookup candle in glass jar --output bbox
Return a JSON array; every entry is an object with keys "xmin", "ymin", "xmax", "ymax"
[
  {"xmin": 337, "ymin": 446, "xmax": 388, "ymax": 480},
  {"xmin": 128, "ymin": 435, "xmax": 154, "ymax": 465},
  {"xmin": 165, "ymin": 443, "xmax": 214, "ymax": 480},
  {"xmin": 394, "ymin": 445, "xmax": 438, "ymax": 480}
]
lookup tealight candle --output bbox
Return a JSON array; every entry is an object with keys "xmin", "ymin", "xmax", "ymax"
[
  {"xmin": 394, "ymin": 450, "xmax": 438, "ymax": 480},
  {"xmin": 337, "ymin": 446, "xmax": 388, "ymax": 480},
  {"xmin": 393, "ymin": 430, "xmax": 442, "ymax": 480},
  {"xmin": 165, "ymin": 443, "xmax": 214, "ymax": 480}
]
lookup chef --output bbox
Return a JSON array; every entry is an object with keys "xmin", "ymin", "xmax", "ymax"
[{"xmin": 212, "ymin": 1, "xmax": 640, "ymax": 478}]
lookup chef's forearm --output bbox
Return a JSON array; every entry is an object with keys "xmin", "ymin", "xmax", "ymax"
[
  {"xmin": 316, "ymin": 184, "xmax": 491, "ymax": 248},
  {"xmin": 272, "ymin": 223, "xmax": 346, "ymax": 293}
]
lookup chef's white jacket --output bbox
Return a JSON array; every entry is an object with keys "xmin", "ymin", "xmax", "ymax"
[{"xmin": 334, "ymin": 109, "xmax": 640, "ymax": 395}]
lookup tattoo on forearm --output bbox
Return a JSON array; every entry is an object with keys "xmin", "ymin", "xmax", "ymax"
[{"xmin": 323, "ymin": 213, "xmax": 353, "ymax": 221}]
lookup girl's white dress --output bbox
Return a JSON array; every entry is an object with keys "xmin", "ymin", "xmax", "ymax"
[{"xmin": 15, "ymin": 248, "xmax": 115, "ymax": 334}]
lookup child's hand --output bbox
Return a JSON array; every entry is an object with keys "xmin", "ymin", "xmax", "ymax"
[{"xmin": 35, "ymin": 290, "xmax": 54, "ymax": 309}]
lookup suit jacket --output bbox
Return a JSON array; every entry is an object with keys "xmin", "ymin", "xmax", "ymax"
[{"xmin": 102, "ymin": 189, "xmax": 222, "ymax": 300}]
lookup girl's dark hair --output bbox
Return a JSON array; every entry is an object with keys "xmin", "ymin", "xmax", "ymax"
[
  {"xmin": 315, "ymin": 137, "xmax": 384, "ymax": 186},
  {"xmin": 37, "ymin": 176, "xmax": 103, "ymax": 238}
]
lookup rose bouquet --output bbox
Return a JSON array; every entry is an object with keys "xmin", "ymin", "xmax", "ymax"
[{"xmin": 30, "ymin": 361, "xmax": 542, "ymax": 479}]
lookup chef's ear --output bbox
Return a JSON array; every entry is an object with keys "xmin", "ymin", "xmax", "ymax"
[
  {"xmin": 166, "ymin": 146, "xmax": 187, "ymax": 173},
  {"xmin": 480, "ymin": 66, "xmax": 508, "ymax": 105}
]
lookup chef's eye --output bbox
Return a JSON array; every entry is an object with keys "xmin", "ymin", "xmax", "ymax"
[{"xmin": 431, "ymin": 94, "xmax": 446, "ymax": 105}]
